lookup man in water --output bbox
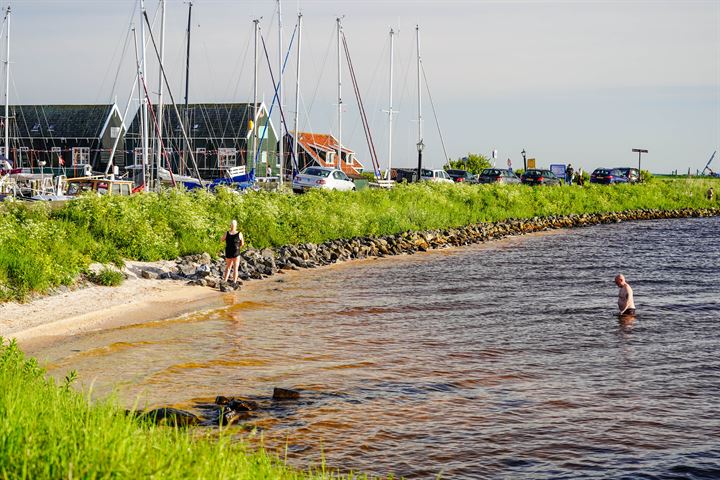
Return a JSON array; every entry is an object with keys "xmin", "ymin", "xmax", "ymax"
[{"xmin": 615, "ymin": 274, "xmax": 636, "ymax": 316}]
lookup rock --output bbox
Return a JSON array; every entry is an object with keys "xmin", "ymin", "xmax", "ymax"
[
  {"xmin": 198, "ymin": 252, "xmax": 212, "ymax": 265},
  {"xmin": 215, "ymin": 395, "xmax": 230, "ymax": 405},
  {"xmin": 196, "ymin": 264, "xmax": 211, "ymax": 278},
  {"xmin": 272, "ymin": 387, "xmax": 300, "ymax": 401},
  {"xmin": 205, "ymin": 277, "xmax": 220, "ymax": 288},
  {"xmin": 219, "ymin": 282, "xmax": 237, "ymax": 292},
  {"xmin": 179, "ymin": 263, "xmax": 197, "ymax": 277},
  {"xmin": 141, "ymin": 408, "xmax": 199, "ymax": 427},
  {"xmin": 141, "ymin": 269, "xmax": 160, "ymax": 280},
  {"xmin": 228, "ymin": 398, "xmax": 258, "ymax": 412}
]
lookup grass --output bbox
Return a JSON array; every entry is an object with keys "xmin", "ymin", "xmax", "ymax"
[
  {"xmin": 0, "ymin": 338, "xmax": 369, "ymax": 480},
  {"xmin": 88, "ymin": 267, "xmax": 125, "ymax": 287},
  {"xmin": 0, "ymin": 178, "xmax": 718, "ymax": 302}
]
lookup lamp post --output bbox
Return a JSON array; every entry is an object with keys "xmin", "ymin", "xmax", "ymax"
[
  {"xmin": 416, "ymin": 139, "xmax": 424, "ymax": 183},
  {"xmin": 521, "ymin": 149, "xmax": 527, "ymax": 171}
]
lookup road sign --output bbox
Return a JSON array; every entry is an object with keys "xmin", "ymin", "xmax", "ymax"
[{"xmin": 528, "ymin": 158, "xmax": 536, "ymax": 169}]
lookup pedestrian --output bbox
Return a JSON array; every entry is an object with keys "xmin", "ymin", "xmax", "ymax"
[
  {"xmin": 221, "ymin": 219, "xmax": 244, "ymax": 283},
  {"xmin": 614, "ymin": 274, "xmax": 636, "ymax": 316},
  {"xmin": 566, "ymin": 163, "xmax": 574, "ymax": 186}
]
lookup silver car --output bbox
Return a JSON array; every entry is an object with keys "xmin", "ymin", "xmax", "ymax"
[{"xmin": 292, "ymin": 167, "xmax": 356, "ymax": 193}]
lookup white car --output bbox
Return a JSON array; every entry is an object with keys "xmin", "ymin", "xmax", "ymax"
[
  {"xmin": 421, "ymin": 169, "xmax": 454, "ymax": 184},
  {"xmin": 292, "ymin": 167, "xmax": 356, "ymax": 193}
]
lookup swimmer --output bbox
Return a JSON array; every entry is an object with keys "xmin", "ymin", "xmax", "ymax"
[{"xmin": 615, "ymin": 274, "xmax": 636, "ymax": 316}]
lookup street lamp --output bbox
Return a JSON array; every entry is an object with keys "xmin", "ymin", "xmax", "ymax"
[
  {"xmin": 521, "ymin": 149, "xmax": 527, "ymax": 171},
  {"xmin": 416, "ymin": 139, "xmax": 424, "ymax": 183}
]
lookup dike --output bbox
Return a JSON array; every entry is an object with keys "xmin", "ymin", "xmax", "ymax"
[{"xmin": 153, "ymin": 208, "xmax": 720, "ymax": 290}]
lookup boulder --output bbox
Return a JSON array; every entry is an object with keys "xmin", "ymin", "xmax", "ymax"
[
  {"xmin": 141, "ymin": 407, "xmax": 199, "ymax": 427},
  {"xmin": 272, "ymin": 387, "xmax": 300, "ymax": 401}
]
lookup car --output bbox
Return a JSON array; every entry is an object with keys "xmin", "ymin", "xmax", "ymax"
[
  {"xmin": 615, "ymin": 167, "xmax": 640, "ymax": 183},
  {"xmin": 421, "ymin": 169, "xmax": 454, "ymax": 184},
  {"xmin": 476, "ymin": 168, "xmax": 521, "ymax": 185},
  {"xmin": 446, "ymin": 169, "xmax": 476, "ymax": 183},
  {"xmin": 520, "ymin": 169, "xmax": 562, "ymax": 186},
  {"xmin": 590, "ymin": 168, "xmax": 629, "ymax": 185},
  {"xmin": 292, "ymin": 167, "xmax": 356, "ymax": 193}
]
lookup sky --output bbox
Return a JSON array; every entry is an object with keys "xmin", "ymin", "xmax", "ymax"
[{"xmin": 5, "ymin": 0, "xmax": 719, "ymax": 174}]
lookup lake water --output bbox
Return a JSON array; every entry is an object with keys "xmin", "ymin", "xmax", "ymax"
[{"xmin": 32, "ymin": 216, "xmax": 720, "ymax": 479}]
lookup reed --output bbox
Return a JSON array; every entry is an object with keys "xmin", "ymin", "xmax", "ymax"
[
  {"xmin": 0, "ymin": 338, "xmax": 368, "ymax": 479},
  {"xmin": 0, "ymin": 178, "xmax": 717, "ymax": 301}
]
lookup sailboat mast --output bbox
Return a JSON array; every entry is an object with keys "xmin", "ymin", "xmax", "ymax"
[
  {"xmin": 139, "ymin": 0, "xmax": 149, "ymax": 191},
  {"xmin": 292, "ymin": 12, "xmax": 302, "ymax": 173},
  {"xmin": 336, "ymin": 17, "xmax": 342, "ymax": 168},
  {"xmin": 416, "ymin": 25, "xmax": 423, "ymax": 147},
  {"xmin": 3, "ymin": 6, "xmax": 9, "ymax": 161},
  {"xmin": 277, "ymin": 0, "xmax": 284, "ymax": 185},
  {"xmin": 252, "ymin": 18, "xmax": 259, "ymax": 174},
  {"xmin": 156, "ymin": 0, "xmax": 166, "ymax": 187},
  {"xmin": 183, "ymin": 1, "xmax": 192, "ymax": 175},
  {"xmin": 387, "ymin": 27, "xmax": 395, "ymax": 178}
]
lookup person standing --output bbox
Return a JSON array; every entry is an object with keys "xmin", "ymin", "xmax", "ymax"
[
  {"xmin": 615, "ymin": 274, "xmax": 636, "ymax": 316},
  {"xmin": 566, "ymin": 163, "xmax": 574, "ymax": 186},
  {"xmin": 221, "ymin": 220, "xmax": 244, "ymax": 283}
]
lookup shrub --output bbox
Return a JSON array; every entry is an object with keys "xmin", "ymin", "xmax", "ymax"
[{"xmin": 88, "ymin": 267, "xmax": 124, "ymax": 287}]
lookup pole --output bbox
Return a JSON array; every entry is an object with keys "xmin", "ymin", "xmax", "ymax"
[
  {"xmin": 139, "ymin": 0, "xmax": 149, "ymax": 191},
  {"xmin": 292, "ymin": 13, "xmax": 302, "ymax": 174},
  {"xmin": 183, "ymin": 2, "xmax": 192, "ymax": 175},
  {"xmin": 416, "ymin": 25, "xmax": 423, "ymax": 182},
  {"xmin": 387, "ymin": 27, "xmax": 395, "ymax": 179},
  {"xmin": 336, "ymin": 17, "xmax": 342, "ymax": 168},
  {"xmin": 277, "ymin": 0, "xmax": 284, "ymax": 184},
  {"xmin": 638, "ymin": 151, "xmax": 641, "ymax": 171},
  {"xmin": 156, "ymin": 0, "xmax": 166, "ymax": 188},
  {"xmin": 252, "ymin": 19, "xmax": 259, "ymax": 174},
  {"xmin": 4, "ymin": 6, "xmax": 9, "ymax": 162}
]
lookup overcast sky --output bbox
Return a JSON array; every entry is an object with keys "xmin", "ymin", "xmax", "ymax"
[{"xmin": 6, "ymin": 0, "xmax": 719, "ymax": 173}]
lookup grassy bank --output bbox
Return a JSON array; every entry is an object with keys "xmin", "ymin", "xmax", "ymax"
[
  {"xmin": 0, "ymin": 338, "xmax": 364, "ymax": 479},
  {"xmin": 1, "ymin": 178, "xmax": 718, "ymax": 301}
]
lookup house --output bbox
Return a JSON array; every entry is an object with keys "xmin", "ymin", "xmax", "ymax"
[
  {"xmin": 289, "ymin": 132, "xmax": 365, "ymax": 176},
  {"xmin": 0, "ymin": 104, "xmax": 126, "ymax": 174},
  {"xmin": 125, "ymin": 103, "xmax": 279, "ymax": 180}
]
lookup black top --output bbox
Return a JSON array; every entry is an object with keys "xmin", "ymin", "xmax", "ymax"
[{"xmin": 225, "ymin": 231, "xmax": 241, "ymax": 259}]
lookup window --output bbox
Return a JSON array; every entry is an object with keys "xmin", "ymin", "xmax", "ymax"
[
  {"xmin": 110, "ymin": 127, "xmax": 121, "ymax": 139},
  {"xmin": 217, "ymin": 148, "xmax": 236, "ymax": 168},
  {"xmin": 72, "ymin": 147, "xmax": 90, "ymax": 166},
  {"xmin": 31, "ymin": 123, "xmax": 40, "ymax": 133},
  {"xmin": 261, "ymin": 151, "xmax": 267, "ymax": 164},
  {"xmin": 195, "ymin": 148, "xmax": 207, "ymax": 170}
]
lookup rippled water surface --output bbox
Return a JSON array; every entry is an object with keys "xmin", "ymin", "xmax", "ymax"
[{"xmin": 33, "ymin": 217, "xmax": 720, "ymax": 479}]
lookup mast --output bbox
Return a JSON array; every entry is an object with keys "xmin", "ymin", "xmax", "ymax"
[
  {"xmin": 416, "ymin": 25, "xmax": 423, "ymax": 150},
  {"xmin": 292, "ymin": 12, "xmax": 302, "ymax": 174},
  {"xmin": 183, "ymin": 1, "xmax": 192, "ymax": 176},
  {"xmin": 277, "ymin": 0, "xmax": 283, "ymax": 184},
  {"xmin": 156, "ymin": 0, "xmax": 166, "ymax": 187},
  {"xmin": 140, "ymin": 0, "xmax": 149, "ymax": 191},
  {"xmin": 387, "ymin": 27, "xmax": 395, "ymax": 178},
  {"xmin": 3, "ymin": 6, "xmax": 9, "ymax": 161},
  {"xmin": 336, "ymin": 17, "xmax": 342, "ymax": 168},
  {"xmin": 252, "ymin": 18, "xmax": 259, "ymax": 174}
]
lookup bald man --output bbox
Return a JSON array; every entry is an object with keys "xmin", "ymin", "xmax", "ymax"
[{"xmin": 615, "ymin": 274, "xmax": 636, "ymax": 316}]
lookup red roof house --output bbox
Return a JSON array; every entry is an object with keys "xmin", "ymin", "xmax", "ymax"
[{"xmin": 290, "ymin": 132, "xmax": 364, "ymax": 176}]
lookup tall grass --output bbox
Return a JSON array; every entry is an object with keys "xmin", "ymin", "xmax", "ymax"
[
  {"xmin": 0, "ymin": 178, "xmax": 717, "ymax": 301},
  {"xmin": 0, "ymin": 338, "xmax": 366, "ymax": 479}
]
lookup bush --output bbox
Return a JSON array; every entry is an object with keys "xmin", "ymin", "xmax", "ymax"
[{"xmin": 88, "ymin": 267, "xmax": 124, "ymax": 287}]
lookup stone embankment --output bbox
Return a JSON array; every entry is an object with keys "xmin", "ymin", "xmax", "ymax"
[{"xmin": 144, "ymin": 208, "xmax": 720, "ymax": 290}]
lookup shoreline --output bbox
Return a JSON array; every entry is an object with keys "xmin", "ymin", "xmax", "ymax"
[{"xmin": 3, "ymin": 208, "xmax": 718, "ymax": 348}]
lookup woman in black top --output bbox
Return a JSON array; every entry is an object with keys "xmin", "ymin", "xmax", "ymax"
[{"xmin": 221, "ymin": 219, "xmax": 244, "ymax": 283}]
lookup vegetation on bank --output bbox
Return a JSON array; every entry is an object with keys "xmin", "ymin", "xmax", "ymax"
[
  {"xmin": 0, "ymin": 339, "xmax": 366, "ymax": 480},
  {"xmin": 0, "ymin": 178, "xmax": 718, "ymax": 301}
]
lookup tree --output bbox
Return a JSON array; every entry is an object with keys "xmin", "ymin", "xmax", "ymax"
[{"xmin": 445, "ymin": 153, "xmax": 491, "ymax": 175}]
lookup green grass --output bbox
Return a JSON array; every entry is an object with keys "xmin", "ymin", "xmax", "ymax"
[
  {"xmin": 88, "ymin": 267, "xmax": 125, "ymax": 287},
  {"xmin": 0, "ymin": 338, "xmax": 370, "ymax": 480},
  {"xmin": 0, "ymin": 178, "xmax": 718, "ymax": 301}
]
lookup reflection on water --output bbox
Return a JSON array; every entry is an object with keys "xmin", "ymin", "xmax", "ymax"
[{"xmin": 32, "ymin": 217, "xmax": 720, "ymax": 479}]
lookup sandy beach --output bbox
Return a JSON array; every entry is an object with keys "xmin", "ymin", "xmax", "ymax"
[{"xmin": 0, "ymin": 261, "xmax": 227, "ymax": 349}]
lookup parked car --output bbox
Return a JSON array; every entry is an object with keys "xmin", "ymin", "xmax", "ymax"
[
  {"xmin": 615, "ymin": 167, "xmax": 640, "ymax": 183},
  {"xmin": 421, "ymin": 169, "xmax": 454, "ymax": 184},
  {"xmin": 590, "ymin": 168, "xmax": 629, "ymax": 185},
  {"xmin": 292, "ymin": 167, "xmax": 356, "ymax": 193},
  {"xmin": 477, "ymin": 168, "xmax": 521, "ymax": 184},
  {"xmin": 446, "ymin": 169, "xmax": 476, "ymax": 183},
  {"xmin": 520, "ymin": 169, "xmax": 562, "ymax": 186}
]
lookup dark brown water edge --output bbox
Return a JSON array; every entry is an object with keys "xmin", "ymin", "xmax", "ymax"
[{"xmin": 28, "ymin": 214, "xmax": 720, "ymax": 479}]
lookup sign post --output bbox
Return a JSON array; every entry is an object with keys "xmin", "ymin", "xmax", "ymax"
[{"xmin": 632, "ymin": 148, "xmax": 648, "ymax": 171}]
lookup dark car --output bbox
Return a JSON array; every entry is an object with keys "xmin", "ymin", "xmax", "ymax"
[
  {"xmin": 446, "ymin": 169, "xmax": 476, "ymax": 183},
  {"xmin": 590, "ymin": 168, "xmax": 629, "ymax": 184},
  {"xmin": 615, "ymin": 167, "xmax": 640, "ymax": 183},
  {"xmin": 520, "ymin": 169, "xmax": 562, "ymax": 186},
  {"xmin": 476, "ymin": 168, "xmax": 521, "ymax": 184}
]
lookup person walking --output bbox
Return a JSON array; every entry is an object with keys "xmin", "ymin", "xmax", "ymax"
[
  {"xmin": 221, "ymin": 220, "xmax": 244, "ymax": 283},
  {"xmin": 566, "ymin": 163, "xmax": 574, "ymax": 186},
  {"xmin": 615, "ymin": 274, "xmax": 636, "ymax": 316}
]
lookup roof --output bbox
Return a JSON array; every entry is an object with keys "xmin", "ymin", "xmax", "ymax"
[
  {"xmin": 10, "ymin": 104, "xmax": 118, "ymax": 139},
  {"xmin": 291, "ymin": 131, "xmax": 364, "ymax": 175},
  {"xmin": 127, "ymin": 103, "xmax": 271, "ymax": 140}
]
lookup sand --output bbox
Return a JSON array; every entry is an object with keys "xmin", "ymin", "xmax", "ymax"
[{"xmin": 0, "ymin": 260, "xmax": 227, "ymax": 348}]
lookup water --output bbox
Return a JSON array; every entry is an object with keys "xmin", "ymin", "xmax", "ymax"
[{"xmin": 32, "ymin": 217, "xmax": 720, "ymax": 479}]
